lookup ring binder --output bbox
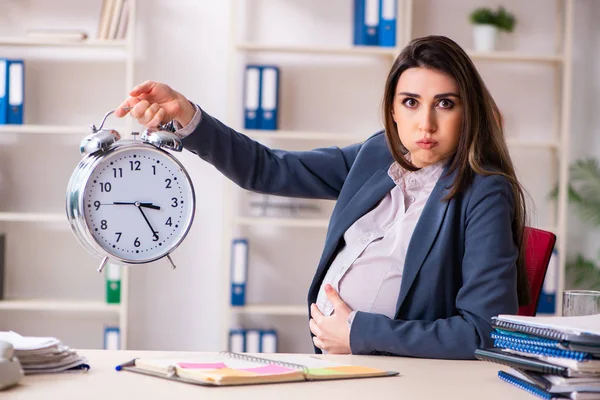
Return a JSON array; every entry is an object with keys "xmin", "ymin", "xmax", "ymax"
[
  {"xmin": 219, "ymin": 351, "xmax": 309, "ymax": 375},
  {"xmin": 493, "ymin": 338, "xmax": 592, "ymax": 362},
  {"xmin": 498, "ymin": 370, "xmax": 557, "ymax": 400}
]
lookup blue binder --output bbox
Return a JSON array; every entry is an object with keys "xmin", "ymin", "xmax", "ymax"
[
  {"xmin": 103, "ymin": 326, "xmax": 120, "ymax": 350},
  {"xmin": 379, "ymin": 0, "xmax": 396, "ymax": 47},
  {"xmin": 230, "ymin": 238, "xmax": 248, "ymax": 306},
  {"xmin": 353, "ymin": 0, "xmax": 379, "ymax": 46},
  {"xmin": 0, "ymin": 59, "xmax": 8, "ymax": 125},
  {"xmin": 244, "ymin": 65, "xmax": 261, "ymax": 129},
  {"xmin": 7, "ymin": 59, "xmax": 24, "ymax": 125},
  {"xmin": 260, "ymin": 330, "xmax": 278, "ymax": 353},
  {"xmin": 259, "ymin": 66, "xmax": 279, "ymax": 130},
  {"xmin": 537, "ymin": 249, "xmax": 558, "ymax": 314},
  {"xmin": 498, "ymin": 371, "xmax": 556, "ymax": 400},
  {"xmin": 229, "ymin": 329, "xmax": 246, "ymax": 352}
]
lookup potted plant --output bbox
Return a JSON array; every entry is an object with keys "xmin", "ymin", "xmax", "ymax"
[{"xmin": 469, "ymin": 6, "xmax": 516, "ymax": 52}]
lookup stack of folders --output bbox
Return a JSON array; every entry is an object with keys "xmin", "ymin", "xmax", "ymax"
[
  {"xmin": 0, "ymin": 331, "xmax": 89, "ymax": 374},
  {"xmin": 230, "ymin": 329, "xmax": 278, "ymax": 354},
  {"xmin": 475, "ymin": 313, "xmax": 600, "ymax": 399},
  {"xmin": 353, "ymin": 0, "xmax": 397, "ymax": 47},
  {"xmin": 243, "ymin": 65, "xmax": 280, "ymax": 130}
]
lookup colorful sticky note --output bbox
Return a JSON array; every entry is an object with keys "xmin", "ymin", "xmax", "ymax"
[
  {"xmin": 240, "ymin": 364, "xmax": 297, "ymax": 375},
  {"xmin": 177, "ymin": 362, "xmax": 227, "ymax": 370},
  {"xmin": 325, "ymin": 366, "xmax": 382, "ymax": 375}
]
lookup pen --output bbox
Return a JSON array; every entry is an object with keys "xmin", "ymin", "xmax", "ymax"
[{"xmin": 115, "ymin": 358, "xmax": 137, "ymax": 371}]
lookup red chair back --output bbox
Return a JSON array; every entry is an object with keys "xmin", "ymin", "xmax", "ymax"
[{"xmin": 517, "ymin": 227, "xmax": 557, "ymax": 316}]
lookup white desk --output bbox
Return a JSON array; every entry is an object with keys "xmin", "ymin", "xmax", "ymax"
[{"xmin": 8, "ymin": 350, "xmax": 532, "ymax": 400}]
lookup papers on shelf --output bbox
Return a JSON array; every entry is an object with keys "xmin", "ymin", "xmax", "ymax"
[{"xmin": 0, "ymin": 331, "xmax": 89, "ymax": 374}]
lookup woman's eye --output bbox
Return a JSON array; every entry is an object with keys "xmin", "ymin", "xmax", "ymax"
[
  {"xmin": 438, "ymin": 99, "xmax": 454, "ymax": 109},
  {"xmin": 402, "ymin": 98, "xmax": 418, "ymax": 108}
]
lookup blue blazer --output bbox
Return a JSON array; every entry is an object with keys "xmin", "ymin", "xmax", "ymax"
[{"xmin": 183, "ymin": 109, "xmax": 519, "ymax": 360}]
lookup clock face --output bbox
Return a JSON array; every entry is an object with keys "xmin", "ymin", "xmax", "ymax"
[{"xmin": 83, "ymin": 146, "xmax": 194, "ymax": 262}]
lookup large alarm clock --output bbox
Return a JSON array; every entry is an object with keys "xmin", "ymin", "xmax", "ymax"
[{"xmin": 66, "ymin": 109, "xmax": 195, "ymax": 272}]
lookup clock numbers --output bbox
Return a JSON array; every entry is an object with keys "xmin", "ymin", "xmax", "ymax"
[
  {"xmin": 130, "ymin": 160, "xmax": 141, "ymax": 171},
  {"xmin": 85, "ymin": 150, "xmax": 193, "ymax": 262}
]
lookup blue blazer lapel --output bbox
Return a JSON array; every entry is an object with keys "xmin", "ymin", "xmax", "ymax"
[{"xmin": 394, "ymin": 166, "xmax": 456, "ymax": 315}]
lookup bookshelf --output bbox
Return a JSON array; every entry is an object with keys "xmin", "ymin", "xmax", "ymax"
[
  {"xmin": 0, "ymin": 0, "xmax": 137, "ymax": 350},
  {"xmin": 222, "ymin": 0, "xmax": 574, "ymax": 352}
]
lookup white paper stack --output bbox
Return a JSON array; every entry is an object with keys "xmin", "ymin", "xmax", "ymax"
[{"xmin": 0, "ymin": 331, "xmax": 89, "ymax": 374}]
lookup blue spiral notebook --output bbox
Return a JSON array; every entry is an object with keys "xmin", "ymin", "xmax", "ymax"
[
  {"xmin": 492, "ymin": 335, "xmax": 593, "ymax": 362},
  {"xmin": 498, "ymin": 370, "xmax": 568, "ymax": 399}
]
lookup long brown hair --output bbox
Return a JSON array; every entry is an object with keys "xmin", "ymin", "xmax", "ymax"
[{"xmin": 382, "ymin": 35, "xmax": 530, "ymax": 307}]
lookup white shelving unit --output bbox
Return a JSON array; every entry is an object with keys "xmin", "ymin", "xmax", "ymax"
[
  {"xmin": 0, "ymin": 0, "xmax": 137, "ymax": 349},
  {"xmin": 222, "ymin": 0, "xmax": 574, "ymax": 351}
]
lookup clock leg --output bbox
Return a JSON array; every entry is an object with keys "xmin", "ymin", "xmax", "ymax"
[
  {"xmin": 166, "ymin": 254, "xmax": 177, "ymax": 270},
  {"xmin": 97, "ymin": 256, "xmax": 110, "ymax": 273}
]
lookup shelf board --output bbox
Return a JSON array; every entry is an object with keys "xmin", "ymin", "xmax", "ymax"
[
  {"xmin": 0, "ymin": 212, "xmax": 66, "ymax": 223},
  {"xmin": 0, "ymin": 124, "xmax": 96, "ymax": 135},
  {"xmin": 0, "ymin": 299, "xmax": 121, "ymax": 313},
  {"xmin": 235, "ymin": 217, "xmax": 329, "ymax": 228},
  {"xmin": 467, "ymin": 50, "xmax": 564, "ymax": 64},
  {"xmin": 507, "ymin": 139, "xmax": 559, "ymax": 149},
  {"xmin": 230, "ymin": 304, "xmax": 307, "ymax": 316},
  {"xmin": 236, "ymin": 42, "xmax": 397, "ymax": 57},
  {"xmin": 0, "ymin": 37, "xmax": 128, "ymax": 48}
]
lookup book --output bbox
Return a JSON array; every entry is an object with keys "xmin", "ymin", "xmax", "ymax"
[
  {"xmin": 116, "ymin": 352, "xmax": 398, "ymax": 386},
  {"xmin": 512, "ymin": 368, "xmax": 600, "ymax": 394},
  {"xmin": 493, "ymin": 314, "xmax": 600, "ymax": 345},
  {"xmin": 474, "ymin": 348, "xmax": 571, "ymax": 377}
]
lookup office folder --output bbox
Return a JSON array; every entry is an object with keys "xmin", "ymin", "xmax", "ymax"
[
  {"xmin": 0, "ymin": 59, "xmax": 8, "ymax": 125},
  {"xmin": 105, "ymin": 263, "xmax": 121, "ymax": 304},
  {"xmin": 230, "ymin": 238, "xmax": 248, "ymax": 306},
  {"xmin": 259, "ymin": 66, "xmax": 279, "ymax": 130},
  {"xmin": 260, "ymin": 329, "xmax": 278, "ymax": 353},
  {"xmin": 104, "ymin": 326, "xmax": 120, "ymax": 350},
  {"xmin": 244, "ymin": 65, "xmax": 261, "ymax": 129},
  {"xmin": 245, "ymin": 329, "xmax": 261, "ymax": 353},
  {"xmin": 353, "ymin": 0, "xmax": 379, "ymax": 46},
  {"xmin": 537, "ymin": 249, "xmax": 558, "ymax": 314},
  {"xmin": 229, "ymin": 329, "xmax": 246, "ymax": 353},
  {"xmin": 379, "ymin": 0, "xmax": 396, "ymax": 47},
  {"xmin": 7, "ymin": 59, "xmax": 24, "ymax": 125}
]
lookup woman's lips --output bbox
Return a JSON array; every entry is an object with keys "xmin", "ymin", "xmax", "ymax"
[{"xmin": 416, "ymin": 139, "xmax": 438, "ymax": 150}]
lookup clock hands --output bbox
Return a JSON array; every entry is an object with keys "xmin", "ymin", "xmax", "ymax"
[
  {"xmin": 112, "ymin": 201, "xmax": 161, "ymax": 210},
  {"xmin": 135, "ymin": 203, "xmax": 159, "ymax": 241}
]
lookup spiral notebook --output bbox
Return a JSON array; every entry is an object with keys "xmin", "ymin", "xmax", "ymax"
[
  {"xmin": 492, "ymin": 314, "xmax": 600, "ymax": 345},
  {"xmin": 116, "ymin": 352, "xmax": 399, "ymax": 386},
  {"xmin": 497, "ymin": 370, "xmax": 565, "ymax": 399}
]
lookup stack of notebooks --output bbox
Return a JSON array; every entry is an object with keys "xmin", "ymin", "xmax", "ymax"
[
  {"xmin": 0, "ymin": 331, "xmax": 89, "ymax": 374},
  {"xmin": 475, "ymin": 313, "xmax": 600, "ymax": 399}
]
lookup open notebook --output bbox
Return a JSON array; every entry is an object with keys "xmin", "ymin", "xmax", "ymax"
[{"xmin": 116, "ymin": 352, "xmax": 399, "ymax": 386}]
